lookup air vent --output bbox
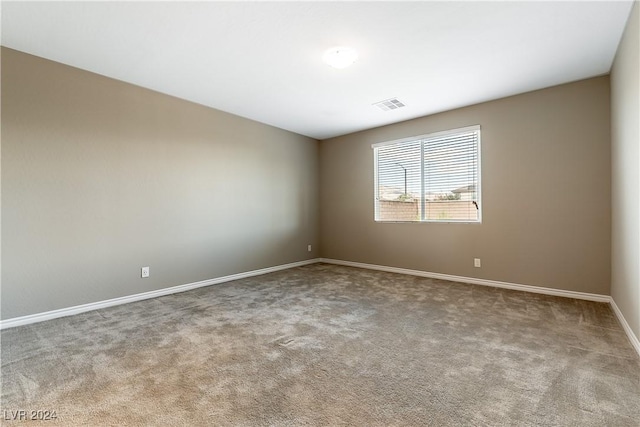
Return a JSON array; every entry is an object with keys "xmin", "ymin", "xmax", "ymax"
[{"xmin": 373, "ymin": 98, "xmax": 406, "ymax": 111}]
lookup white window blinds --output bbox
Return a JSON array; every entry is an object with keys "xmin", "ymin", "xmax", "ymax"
[{"xmin": 373, "ymin": 125, "xmax": 481, "ymax": 222}]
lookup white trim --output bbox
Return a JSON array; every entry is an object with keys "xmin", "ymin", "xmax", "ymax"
[
  {"xmin": 4, "ymin": 256, "xmax": 639, "ymax": 359},
  {"xmin": 610, "ymin": 298, "xmax": 640, "ymax": 357},
  {"xmin": 476, "ymin": 127, "xmax": 483, "ymax": 223},
  {"xmin": 0, "ymin": 258, "xmax": 320, "ymax": 330},
  {"xmin": 320, "ymin": 258, "xmax": 610, "ymax": 302}
]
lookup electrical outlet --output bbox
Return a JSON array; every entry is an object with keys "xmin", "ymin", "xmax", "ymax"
[
  {"xmin": 308, "ymin": 245, "xmax": 312, "ymax": 252},
  {"xmin": 141, "ymin": 266, "xmax": 150, "ymax": 278},
  {"xmin": 474, "ymin": 258, "xmax": 481, "ymax": 268}
]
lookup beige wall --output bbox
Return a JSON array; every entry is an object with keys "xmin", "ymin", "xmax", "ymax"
[
  {"xmin": 611, "ymin": 2, "xmax": 640, "ymax": 340},
  {"xmin": 1, "ymin": 48, "xmax": 319, "ymax": 320},
  {"xmin": 320, "ymin": 77, "xmax": 611, "ymax": 295},
  {"xmin": 0, "ymin": 43, "xmax": 624, "ymax": 321}
]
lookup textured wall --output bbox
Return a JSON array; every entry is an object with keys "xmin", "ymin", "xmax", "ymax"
[
  {"xmin": 378, "ymin": 200, "xmax": 419, "ymax": 222},
  {"xmin": 1, "ymin": 48, "xmax": 319, "ymax": 320},
  {"xmin": 320, "ymin": 77, "xmax": 611, "ymax": 295},
  {"xmin": 611, "ymin": 2, "xmax": 640, "ymax": 340}
]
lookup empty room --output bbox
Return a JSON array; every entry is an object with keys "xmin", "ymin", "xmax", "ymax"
[{"xmin": 1, "ymin": 1, "xmax": 639, "ymax": 425}]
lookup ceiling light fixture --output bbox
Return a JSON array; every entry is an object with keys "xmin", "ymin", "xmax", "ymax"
[{"xmin": 323, "ymin": 46, "xmax": 358, "ymax": 69}]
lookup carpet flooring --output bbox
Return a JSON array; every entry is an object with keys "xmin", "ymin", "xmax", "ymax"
[{"xmin": 1, "ymin": 263, "xmax": 639, "ymax": 426}]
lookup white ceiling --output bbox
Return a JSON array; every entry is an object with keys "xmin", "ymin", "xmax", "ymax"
[{"xmin": 1, "ymin": 1, "xmax": 634, "ymax": 140}]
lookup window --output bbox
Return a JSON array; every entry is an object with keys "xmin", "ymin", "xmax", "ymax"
[{"xmin": 373, "ymin": 125, "xmax": 481, "ymax": 223}]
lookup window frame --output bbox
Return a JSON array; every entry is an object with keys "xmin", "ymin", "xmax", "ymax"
[{"xmin": 372, "ymin": 125, "xmax": 482, "ymax": 224}]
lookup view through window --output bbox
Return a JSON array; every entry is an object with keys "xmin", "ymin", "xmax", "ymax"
[{"xmin": 373, "ymin": 125, "xmax": 481, "ymax": 222}]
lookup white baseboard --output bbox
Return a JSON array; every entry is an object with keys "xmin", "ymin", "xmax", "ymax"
[
  {"xmin": 320, "ymin": 258, "xmax": 610, "ymax": 302},
  {"xmin": 4, "ymin": 256, "xmax": 639, "ymax": 360},
  {"xmin": 320, "ymin": 258, "xmax": 640, "ymax": 358},
  {"xmin": 0, "ymin": 258, "xmax": 321, "ymax": 330},
  {"xmin": 609, "ymin": 298, "xmax": 640, "ymax": 357}
]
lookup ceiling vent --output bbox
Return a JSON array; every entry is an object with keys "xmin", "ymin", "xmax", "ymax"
[{"xmin": 373, "ymin": 98, "xmax": 406, "ymax": 111}]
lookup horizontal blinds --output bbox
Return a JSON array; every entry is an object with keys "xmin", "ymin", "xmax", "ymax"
[
  {"xmin": 374, "ymin": 126, "xmax": 480, "ymax": 222},
  {"xmin": 423, "ymin": 130, "xmax": 478, "ymax": 197},
  {"xmin": 376, "ymin": 139, "xmax": 421, "ymax": 201}
]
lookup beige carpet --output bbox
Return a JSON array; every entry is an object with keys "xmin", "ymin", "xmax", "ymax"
[{"xmin": 2, "ymin": 263, "xmax": 639, "ymax": 426}]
